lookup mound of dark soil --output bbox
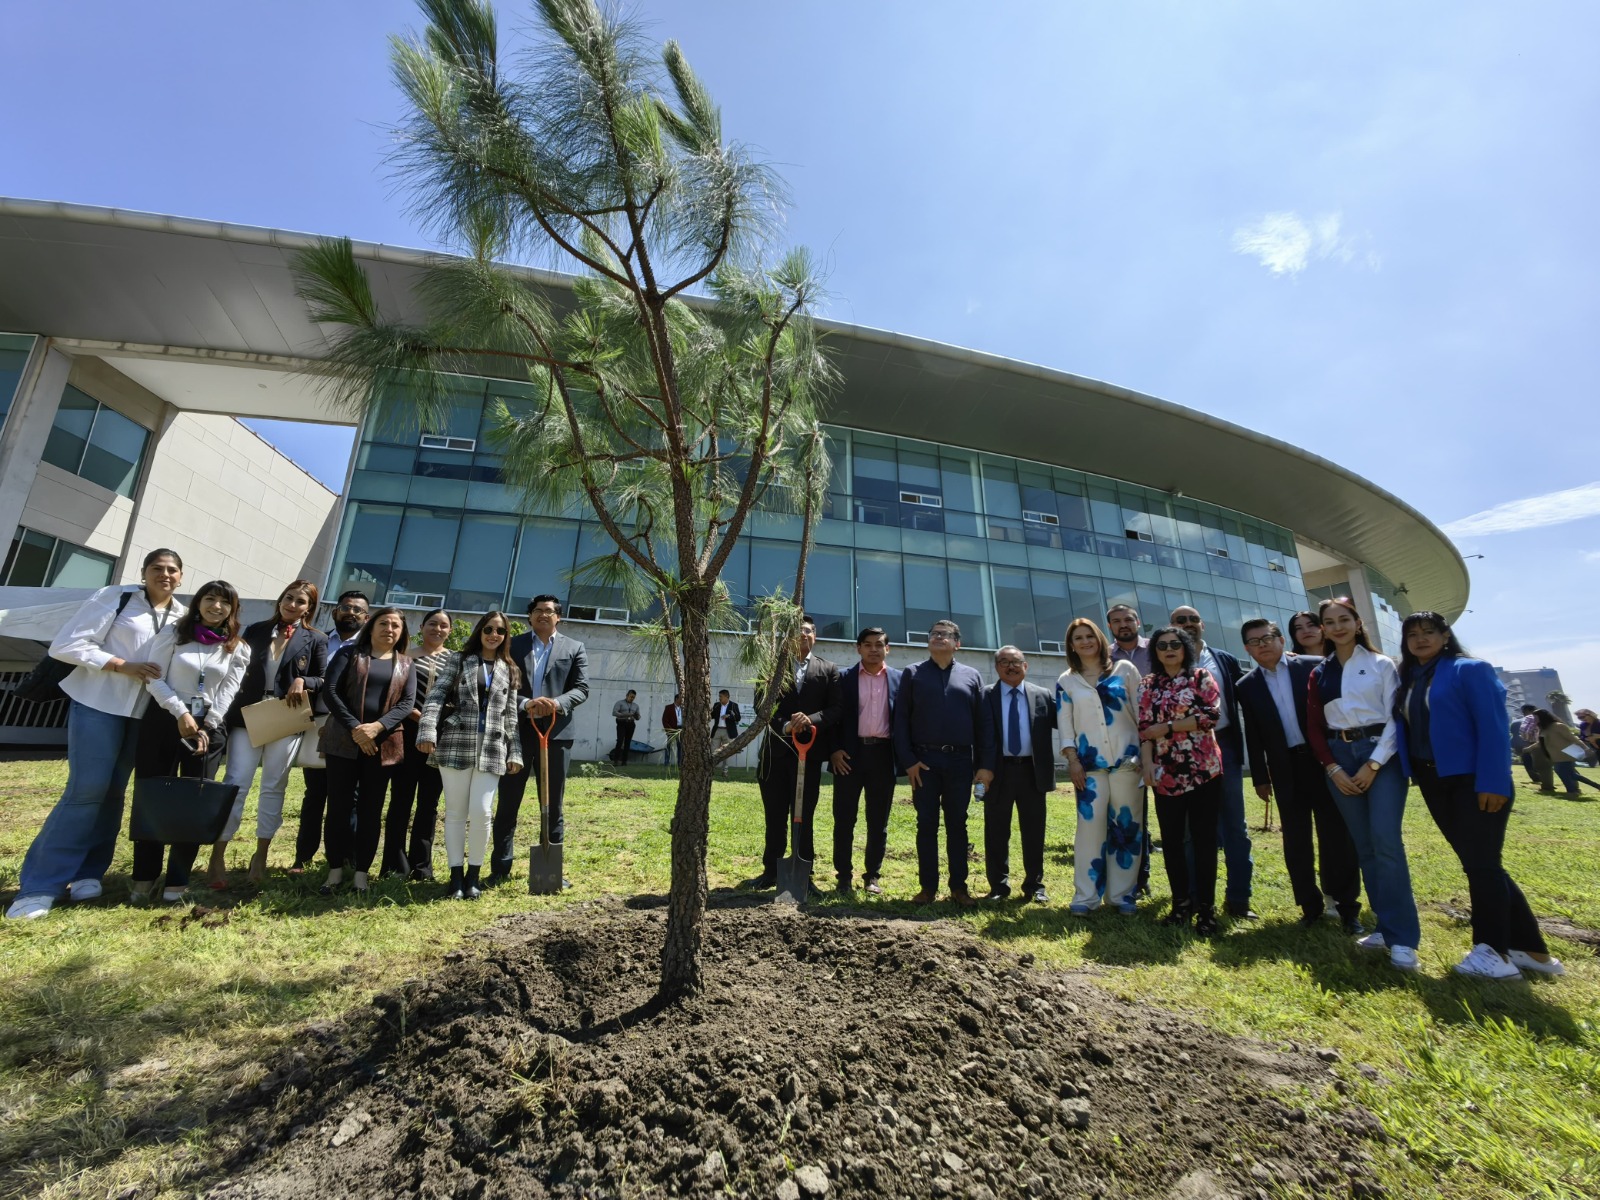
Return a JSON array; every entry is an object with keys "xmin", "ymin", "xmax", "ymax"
[{"xmin": 199, "ymin": 898, "xmax": 1389, "ymax": 1199}]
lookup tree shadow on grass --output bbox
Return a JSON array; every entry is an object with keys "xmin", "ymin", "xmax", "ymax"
[{"xmin": 977, "ymin": 901, "xmax": 1191, "ymax": 966}]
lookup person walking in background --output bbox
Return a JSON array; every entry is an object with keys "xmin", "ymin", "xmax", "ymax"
[
  {"xmin": 661, "ymin": 693, "xmax": 683, "ymax": 767},
  {"xmin": 1106, "ymin": 603, "xmax": 1151, "ymax": 675},
  {"xmin": 1534, "ymin": 709, "xmax": 1586, "ymax": 798},
  {"xmin": 711, "ymin": 689, "xmax": 741, "ymax": 777},
  {"xmin": 830, "ymin": 628, "xmax": 901, "ymax": 895},
  {"xmin": 1509, "ymin": 703, "xmax": 1540, "ymax": 787},
  {"xmin": 6, "ymin": 549, "xmax": 186, "ymax": 920},
  {"xmin": 212, "ymin": 579, "xmax": 328, "ymax": 888},
  {"xmin": 131, "ymin": 580, "xmax": 250, "ymax": 903},
  {"xmin": 1286, "ymin": 610, "xmax": 1325, "ymax": 655},
  {"xmin": 1307, "ymin": 596, "xmax": 1420, "ymax": 972},
  {"xmin": 611, "ymin": 690, "xmax": 640, "ymax": 764},
  {"xmin": 1396, "ymin": 612, "xmax": 1564, "ymax": 978},
  {"xmin": 386, "ymin": 607, "xmax": 452, "ymax": 879},
  {"xmin": 494, "ymin": 596, "xmax": 589, "ymax": 886},
  {"xmin": 290, "ymin": 590, "xmax": 367, "ymax": 874},
  {"xmin": 1137, "ymin": 625, "xmax": 1225, "ymax": 938},
  {"xmin": 1575, "ymin": 708, "xmax": 1600, "ymax": 765},
  {"xmin": 749, "ymin": 616, "xmax": 842, "ymax": 893},
  {"xmin": 892, "ymin": 620, "xmax": 993, "ymax": 906},
  {"xmin": 1170, "ymin": 605, "xmax": 1254, "ymax": 919},
  {"xmin": 1057, "ymin": 618, "xmax": 1146, "ymax": 915},
  {"xmin": 417, "ymin": 611, "xmax": 522, "ymax": 900},
  {"xmin": 1236, "ymin": 618, "xmax": 1361, "ymax": 931},
  {"xmin": 981, "ymin": 646, "xmax": 1056, "ymax": 904},
  {"xmin": 318, "ymin": 608, "xmax": 415, "ymax": 895}
]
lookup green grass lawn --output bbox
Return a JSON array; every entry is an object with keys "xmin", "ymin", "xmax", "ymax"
[{"xmin": 2, "ymin": 756, "xmax": 1597, "ymax": 1199}]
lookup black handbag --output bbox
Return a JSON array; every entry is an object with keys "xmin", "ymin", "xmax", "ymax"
[
  {"xmin": 129, "ymin": 777, "xmax": 239, "ymax": 844},
  {"xmin": 10, "ymin": 590, "xmax": 135, "ymax": 705}
]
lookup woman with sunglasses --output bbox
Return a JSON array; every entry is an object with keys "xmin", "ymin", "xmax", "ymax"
[
  {"xmin": 1306, "ymin": 596, "xmax": 1420, "ymax": 971},
  {"xmin": 417, "ymin": 611, "xmax": 523, "ymax": 899},
  {"xmin": 1395, "ymin": 612, "xmax": 1563, "ymax": 978},
  {"xmin": 1136, "ymin": 625, "xmax": 1224, "ymax": 937},
  {"xmin": 1286, "ymin": 611, "xmax": 1325, "ymax": 656}
]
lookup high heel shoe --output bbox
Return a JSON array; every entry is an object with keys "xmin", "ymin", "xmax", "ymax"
[
  {"xmin": 319, "ymin": 869, "xmax": 344, "ymax": 897},
  {"xmin": 445, "ymin": 866, "xmax": 466, "ymax": 901},
  {"xmin": 463, "ymin": 865, "xmax": 482, "ymax": 901},
  {"xmin": 1159, "ymin": 901, "xmax": 1193, "ymax": 927}
]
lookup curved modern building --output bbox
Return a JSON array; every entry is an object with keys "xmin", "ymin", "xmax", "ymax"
[{"xmin": 0, "ymin": 200, "xmax": 1467, "ymax": 745}]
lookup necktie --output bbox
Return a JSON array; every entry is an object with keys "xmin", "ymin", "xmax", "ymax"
[{"xmin": 1008, "ymin": 687, "xmax": 1021, "ymax": 755}]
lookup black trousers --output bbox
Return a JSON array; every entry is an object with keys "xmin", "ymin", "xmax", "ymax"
[
  {"xmin": 831, "ymin": 741, "xmax": 897, "ymax": 881},
  {"xmin": 1155, "ymin": 776, "xmax": 1222, "ymax": 914},
  {"xmin": 132, "ymin": 706, "xmax": 224, "ymax": 886},
  {"xmin": 758, "ymin": 734, "xmax": 825, "ymax": 873},
  {"xmin": 1416, "ymin": 761, "xmax": 1548, "ymax": 956},
  {"xmin": 325, "ymin": 754, "xmax": 395, "ymax": 873},
  {"xmin": 382, "ymin": 722, "xmax": 442, "ymax": 877},
  {"xmin": 493, "ymin": 724, "xmax": 570, "ymax": 876},
  {"xmin": 985, "ymin": 756, "xmax": 1047, "ymax": 893},
  {"xmin": 293, "ymin": 767, "xmax": 332, "ymax": 867},
  {"xmin": 613, "ymin": 719, "xmax": 636, "ymax": 763},
  {"xmin": 1277, "ymin": 745, "xmax": 1361, "ymax": 919},
  {"xmin": 911, "ymin": 749, "xmax": 974, "ymax": 894}
]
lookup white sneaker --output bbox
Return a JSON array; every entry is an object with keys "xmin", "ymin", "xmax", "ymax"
[
  {"xmin": 160, "ymin": 887, "xmax": 188, "ymax": 903},
  {"xmin": 6, "ymin": 895, "xmax": 55, "ymax": 920},
  {"xmin": 1509, "ymin": 949, "xmax": 1566, "ymax": 976},
  {"xmin": 68, "ymin": 878, "xmax": 103, "ymax": 901},
  {"xmin": 1454, "ymin": 944, "xmax": 1520, "ymax": 980},
  {"xmin": 1355, "ymin": 931, "xmax": 1387, "ymax": 951},
  {"xmin": 1389, "ymin": 945, "xmax": 1420, "ymax": 972}
]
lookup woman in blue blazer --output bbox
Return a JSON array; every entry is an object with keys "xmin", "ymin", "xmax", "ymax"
[{"xmin": 1395, "ymin": 612, "xmax": 1563, "ymax": 979}]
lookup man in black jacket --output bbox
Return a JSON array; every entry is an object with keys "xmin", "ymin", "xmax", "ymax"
[
  {"xmin": 1236, "ymin": 618, "xmax": 1361, "ymax": 930},
  {"xmin": 746, "ymin": 616, "xmax": 841, "ymax": 891},
  {"xmin": 980, "ymin": 646, "xmax": 1057, "ymax": 903},
  {"xmin": 711, "ymin": 689, "xmax": 741, "ymax": 778},
  {"xmin": 829, "ymin": 627, "xmax": 903, "ymax": 895}
]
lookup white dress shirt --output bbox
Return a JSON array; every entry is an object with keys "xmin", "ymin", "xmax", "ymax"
[
  {"xmin": 50, "ymin": 585, "xmax": 186, "ymax": 717},
  {"xmin": 147, "ymin": 640, "xmax": 252, "ymax": 723},
  {"xmin": 1258, "ymin": 658, "xmax": 1306, "ymax": 748},
  {"xmin": 1322, "ymin": 645, "xmax": 1401, "ymax": 765}
]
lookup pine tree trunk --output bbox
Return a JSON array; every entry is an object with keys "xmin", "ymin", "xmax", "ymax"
[{"xmin": 659, "ymin": 601, "xmax": 714, "ymax": 1000}]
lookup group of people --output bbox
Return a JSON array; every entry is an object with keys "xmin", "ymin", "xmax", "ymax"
[
  {"xmin": 5, "ymin": 553, "xmax": 589, "ymax": 919},
  {"xmin": 747, "ymin": 599, "xmax": 1567, "ymax": 980},
  {"xmin": 609, "ymin": 689, "xmax": 742, "ymax": 769},
  {"xmin": 1511, "ymin": 703, "xmax": 1597, "ymax": 798}
]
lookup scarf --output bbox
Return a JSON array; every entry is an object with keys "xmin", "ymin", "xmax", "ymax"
[
  {"xmin": 194, "ymin": 625, "xmax": 228, "ymax": 646},
  {"xmin": 276, "ymin": 621, "xmax": 299, "ymax": 641}
]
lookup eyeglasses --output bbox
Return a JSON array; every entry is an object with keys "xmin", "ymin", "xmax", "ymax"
[
  {"xmin": 1172, "ymin": 615, "xmax": 1202, "ymax": 625},
  {"xmin": 1154, "ymin": 640, "xmax": 1185, "ymax": 651},
  {"xmin": 928, "ymin": 630, "xmax": 955, "ymax": 640},
  {"xmin": 335, "ymin": 603, "xmax": 368, "ymax": 614},
  {"xmin": 997, "ymin": 659, "xmax": 1025, "ymax": 669},
  {"xmin": 1243, "ymin": 635, "xmax": 1281, "ymax": 648}
]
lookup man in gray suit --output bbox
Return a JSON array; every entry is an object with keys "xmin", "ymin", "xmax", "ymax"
[
  {"xmin": 981, "ymin": 646, "xmax": 1057, "ymax": 903},
  {"xmin": 491, "ymin": 594, "xmax": 590, "ymax": 885}
]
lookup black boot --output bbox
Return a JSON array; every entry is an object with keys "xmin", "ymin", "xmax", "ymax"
[
  {"xmin": 1160, "ymin": 900, "xmax": 1193, "ymax": 927},
  {"xmin": 445, "ymin": 865, "xmax": 465, "ymax": 901},
  {"xmin": 463, "ymin": 864, "xmax": 482, "ymax": 901}
]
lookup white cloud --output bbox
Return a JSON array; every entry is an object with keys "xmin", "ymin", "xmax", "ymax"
[
  {"xmin": 1441, "ymin": 481, "xmax": 1600, "ymax": 537},
  {"xmin": 1583, "ymin": 549, "xmax": 1600, "ymax": 565},
  {"xmin": 1231, "ymin": 210, "xmax": 1379, "ymax": 277}
]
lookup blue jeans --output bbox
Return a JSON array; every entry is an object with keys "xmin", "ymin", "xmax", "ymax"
[
  {"xmin": 911, "ymin": 750, "xmax": 974, "ymax": 894},
  {"xmin": 16, "ymin": 701, "xmax": 141, "ymax": 901},
  {"xmin": 1216, "ymin": 740, "xmax": 1253, "ymax": 906},
  {"xmin": 1324, "ymin": 737, "xmax": 1420, "ymax": 949},
  {"xmin": 1552, "ymin": 760, "xmax": 1581, "ymax": 795}
]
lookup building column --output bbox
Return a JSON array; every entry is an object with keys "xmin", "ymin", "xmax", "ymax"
[
  {"xmin": 0, "ymin": 340, "xmax": 71, "ymax": 554},
  {"xmin": 1339, "ymin": 564, "xmax": 1385, "ymax": 654}
]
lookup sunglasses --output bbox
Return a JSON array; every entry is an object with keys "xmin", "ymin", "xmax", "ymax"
[
  {"xmin": 482, "ymin": 626, "xmax": 507, "ymax": 636},
  {"xmin": 1154, "ymin": 639, "xmax": 1185, "ymax": 651},
  {"xmin": 1172, "ymin": 615, "xmax": 1202, "ymax": 624}
]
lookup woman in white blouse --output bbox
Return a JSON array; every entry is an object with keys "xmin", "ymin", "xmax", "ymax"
[
  {"xmin": 6, "ymin": 549, "xmax": 186, "ymax": 920},
  {"xmin": 132, "ymin": 580, "xmax": 251, "ymax": 902},
  {"xmin": 1306, "ymin": 596, "xmax": 1421, "ymax": 972},
  {"xmin": 1056, "ymin": 618, "xmax": 1147, "ymax": 915}
]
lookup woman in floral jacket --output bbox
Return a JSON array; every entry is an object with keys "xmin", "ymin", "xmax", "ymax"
[
  {"xmin": 1057, "ymin": 618, "xmax": 1146, "ymax": 916},
  {"xmin": 1137, "ymin": 625, "xmax": 1224, "ymax": 937}
]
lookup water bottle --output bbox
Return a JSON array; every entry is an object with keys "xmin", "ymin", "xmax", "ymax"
[{"xmin": 974, "ymin": 781, "xmax": 987, "ymax": 800}]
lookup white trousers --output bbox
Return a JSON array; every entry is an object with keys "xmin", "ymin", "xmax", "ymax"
[
  {"xmin": 440, "ymin": 765, "xmax": 499, "ymax": 867},
  {"xmin": 220, "ymin": 726, "xmax": 302, "ymax": 841},
  {"xmin": 1072, "ymin": 765, "xmax": 1147, "ymax": 907}
]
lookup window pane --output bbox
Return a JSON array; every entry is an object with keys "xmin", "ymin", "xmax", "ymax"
[
  {"xmin": 1067, "ymin": 575, "xmax": 1105, "ymax": 627},
  {"xmin": 1031, "ymin": 572, "xmax": 1072, "ymax": 649},
  {"xmin": 448, "ymin": 514, "xmax": 518, "ymax": 612},
  {"xmin": 992, "ymin": 566, "xmax": 1035, "ymax": 650},
  {"xmin": 806, "ymin": 545, "xmax": 853, "ymax": 641},
  {"xmin": 3, "ymin": 528, "xmax": 56, "ymax": 586},
  {"xmin": 715, "ymin": 539, "xmax": 751, "ymax": 614},
  {"xmin": 49, "ymin": 542, "xmax": 116, "ymax": 589},
  {"xmin": 855, "ymin": 550, "xmax": 904, "ymax": 639},
  {"xmin": 569, "ymin": 523, "xmax": 631, "ymax": 612},
  {"xmin": 390, "ymin": 508, "xmax": 460, "ymax": 602},
  {"xmin": 331, "ymin": 502, "xmax": 404, "ymax": 601},
  {"xmin": 981, "ymin": 460, "xmax": 1021, "ymax": 518},
  {"xmin": 898, "ymin": 448, "xmax": 940, "ymax": 493},
  {"xmin": 509, "ymin": 517, "xmax": 579, "ymax": 609},
  {"xmin": 940, "ymin": 451, "xmax": 982, "ymax": 513},
  {"xmin": 0, "ymin": 335, "xmax": 33, "ymax": 430},
  {"xmin": 947, "ymin": 560, "xmax": 992, "ymax": 648},
  {"xmin": 42, "ymin": 385, "xmax": 97, "ymax": 475},
  {"xmin": 750, "ymin": 540, "xmax": 801, "ymax": 600},
  {"xmin": 904, "ymin": 556, "xmax": 950, "ymax": 638},
  {"xmin": 79, "ymin": 405, "xmax": 150, "ymax": 497}
]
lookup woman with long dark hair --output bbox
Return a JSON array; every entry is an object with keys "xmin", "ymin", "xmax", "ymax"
[
  {"xmin": 1533, "ymin": 710, "xmax": 1585, "ymax": 797},
  {"xmin": 132, "ymin": 581, "xmax": 250, "ymax": 902},
  {"xmin": 318, "ymin": 607, "xmax": 415, "ymax": 894},
  {"xmin": 1306, "ymin": 596, "xmax": 1420, "ymax": 971},
  {"xmin": 1137, "ymin": 625, "xmax": 1224, "ymax": 937},
  {"xmin": 212, "ymin": 579, "xmax": 329, "ymax": 887},
  {"xmin": 7, "ymin": 549, "xmax": 186, "ymax": 920},
  {"xmin": 1286, "ymin": 611, "xmax": 1324, "ymax": 655},
  {"xmin": 1395, "ymin": 611, "xmax": 1563, "ymax": 977},
  {"xmin": 417, "ymin": 611, "xmax": 523, "ymax": 899},
  {"xmin": 383, "ymin": 607, "xmax": 453, "ymax": 879}
]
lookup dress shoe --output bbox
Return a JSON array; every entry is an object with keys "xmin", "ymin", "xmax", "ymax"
[
  {"xmin": 910, "ymin": 889, "xmax": 936, "ymax": 905},
  {"xmin": 863, "ymin": 878, "xmax": 884, "ymax": 896},
  {"xmin": 836, "ymin": 876, "xmax": 855, "ymax": 894},
  {"xmin": 948, "ymin": 890, "xmax": 976, "ymax": 908},
  {"xmin": 1224, "ymin": 902, "xmax": 1259, "ymax": 920},
  {"xmin": 1193, "ymin": 911, "xmax": 1221, "ymax": 939},
  {"xmin": 463, "ymin": 865, "xmax": 483, "ymax": 900},
  {"xmin": 1160, "ymin": 902, "xmax": 1193, "ymax": 927},
  {"xmin": 1029, "ymin": 887, "xmax": 1049, "ymax": 904},
  {"xmin": 983, "ymin": 887, "xmax": 1011, "ymax": 902},
  {"xmin": 742, "ymin": 873, "xmax": 778, "ymax": 890},
  {"xmin": 484, "ymin": 872, "xmax": 510, "ymax": 888},
  {"xmin": 1340, "ymin": 916, "xmax": 1366, "ymax": 936},
  {"xmin": 1299, "ymin": 909, "xmax": 1323, "ymax": 928},
  {"xmin": 806, "ymin": 882, "xmax": 825, "ymax": 901},
  {"xmin": 561, "ymin": 878, "xmax": 573, "ymax": 890}
]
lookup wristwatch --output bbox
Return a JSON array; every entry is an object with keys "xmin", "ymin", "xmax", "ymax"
[{"xmin": 1365, "ymin": 760, "xmax": 1381, "ymax": 773}]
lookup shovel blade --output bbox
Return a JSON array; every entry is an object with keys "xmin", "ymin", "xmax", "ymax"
[
  {"xmin": 528, "ymin": 841, "xmax": 563, "ymax": 895},
  {"xmin": 775, "ymin": 852, "xmax": 810, "ymax": 906}
]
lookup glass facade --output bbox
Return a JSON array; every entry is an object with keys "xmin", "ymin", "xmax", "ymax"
[
  {"xmin": 2, "ymin": 527, "xmax": 116, "ymax": 589},
  {"xmin": 40, "ymin": 384, "xmax": 152, "ymax": 499},
  {"xmin": 0, "ymin": 333, "xmax": 36, "ymax": 432},
  {"xmin": 326, "ymin": 377, "xmax": 1313, "ymax": 660}
]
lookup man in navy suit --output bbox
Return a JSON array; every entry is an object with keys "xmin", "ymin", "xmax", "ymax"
[
  {"xmin": 980, "ymin": 646, "xmax": 1058, "ymax": 903},
  {"xmin": 828, "ymin": 626, "xmax": 903, "ymax": 895},
  {"xmin": 1172, "ymin": 605, "xmax": 1254, "ymax": 918},
  {"xmin": 1236, "ymin": 617, "xmax": 1361, "ymax": 930}
]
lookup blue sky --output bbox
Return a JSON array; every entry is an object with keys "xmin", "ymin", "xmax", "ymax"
[{"xmin": 5, "ymin": 1, "xmax": 1597, "ymax": 701}]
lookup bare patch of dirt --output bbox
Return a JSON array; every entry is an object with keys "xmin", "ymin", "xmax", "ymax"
[
  {"xmin": 195, "ymin": 899, "xmax": 1389, "ymax": 1199},
  {"xmin": 1538, "ymin": 916, "xmax": 1600, "ymax": 953}
]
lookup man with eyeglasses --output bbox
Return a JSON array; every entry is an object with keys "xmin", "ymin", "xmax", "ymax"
[
  {"xmin": 1236, "ymin": 618, "xmax": 1362, "ymax": 931},
  {"xmin": 892, "ymin": 620, "xmax": 994, "ymax": 906},
  {"xmin": 291, "ymin": 590, "xmax": 369, "ymax": 873},
  {"xmin": 1169, "ymin": 605, "xmax": 1254, "ymax": 919},
  {"xmin": 981, "ymin": 647, "xmax": 1056, "ymax": 903},
  {"xmin": 1106, "ymin": 604, "xmax": 1151, "ymax": 675}
]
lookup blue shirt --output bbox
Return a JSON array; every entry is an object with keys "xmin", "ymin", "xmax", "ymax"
[
  {"xmin": 529, "ymin": 633, "xmax": 554, "ymax": 696},
  {"xmin": 893, "ymin": 657, "xmax": 994, "ymax": 766}
]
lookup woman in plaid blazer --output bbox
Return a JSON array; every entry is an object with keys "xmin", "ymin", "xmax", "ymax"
[{"xmin": 417, "ymin": 611, "xmax": 523, "ymax": 900}]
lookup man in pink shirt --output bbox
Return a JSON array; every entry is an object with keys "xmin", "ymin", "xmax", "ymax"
[{"xmin": 829, "ymin": 627, "xmax": 905, "ymax": 895}]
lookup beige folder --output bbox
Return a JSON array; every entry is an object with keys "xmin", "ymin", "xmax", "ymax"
[{"xmin": 240, "ymin": 697, "xmax": 317, "ymax": 748}]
